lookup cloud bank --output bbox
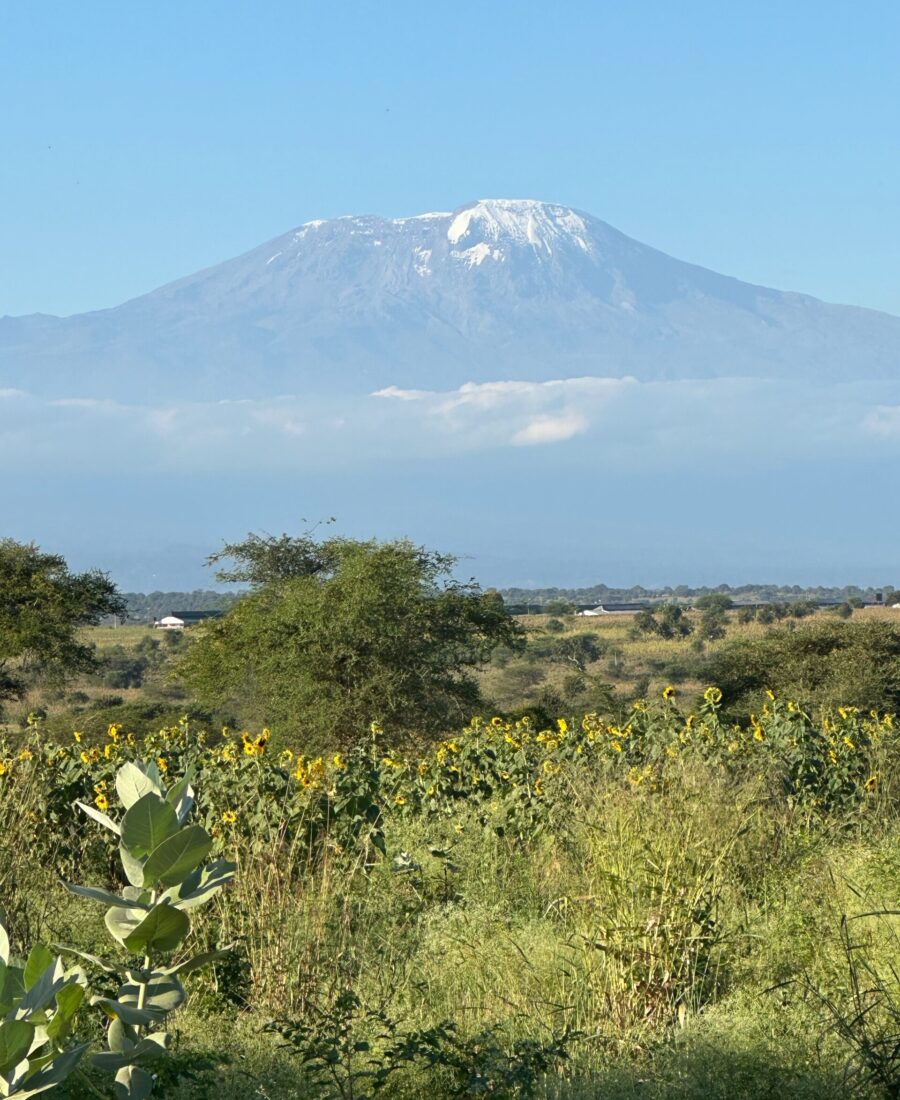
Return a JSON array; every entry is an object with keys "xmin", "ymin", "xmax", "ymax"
[{"xmin": 3, "ymin": 374, "xmax": 899, "ymax": 476}]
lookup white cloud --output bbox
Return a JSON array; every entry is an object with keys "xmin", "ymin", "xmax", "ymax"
[
  {"xmin": 0, "ymin": 388, "xmax": 27, "ymax": 400},
  {"xmin": 252, "ymin": 406, "xmax": 305, "ymax": 437},
  {"xmin": 863, "ymin": 406, "xmax": 900, "ymax": 436},
  {"xmin": 5, "ymin": 375, "xmax": 900, "ymax": 476},
  {"xmin": 511, "ymin": 413, "xmax": 588, "ymax": 446},
  {"xmin": 371, "ymin": 386, "xmax": 434, "ymax": 401}
]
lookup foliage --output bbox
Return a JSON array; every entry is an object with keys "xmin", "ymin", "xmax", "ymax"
[
  {"xmin": 633, "ymin": 604, "xmax": 693, "ymax": 641},
  {"xmin": 179, "ymin": 536, "xmax": 524, "ymax": 746},
  {"xmin": 795, "ymin": 902, "xmax": 900, "ymax": 1099},
  {"xmin": 704, "ymin": 620, "xmax": 900, "ymax": 715},
  {"xmin": 1, "ymin": 675, "xmax": 899, "ymax": 1097},
  {"xmin": 60, "ymin": 759, "xmax": 235, "ymax": 1098},
  {"xmin": 0, "ymin": 911, "xmax": 89, "ymax": 1098},
  {"xmin": 0, "ymin": 539, "xmax": 125, "ymax": 704},
  {"xmin": 694, "ymin": 594, "xmax": 734, "ymax": 613},
  {"xmin": 266, "ymin": 989, "xmax": 576, "ymax": 1100}
]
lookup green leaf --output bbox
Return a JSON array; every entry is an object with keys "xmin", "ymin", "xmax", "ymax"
[
  {"xmin": 116, "ymin": 761, "xmax": 164, "ymax": 809},
  {"xmin": 23, "ymin": 945, "xmax": 54, "ymax": 991},
  {"xmin": 45, "ymin": 982, "xmax": 85, "ymax": 1042},
  {"xmin": 19, "ymin": 957, "xmax": 65, "ymax": 1013},
  {"xmin": 104, "ymin": 907, "xmax": 147, "ymax": 949},
  {"xmin": 117, "ymin": 971, "xmax": 185, "ymax": 1018},
  {"xmin": 0, "ymin": 1019, "xmax": 34, "ymax": 1075},
  {"xmin": 12, "ymin": 1042, "xmax": 90, "ymax": 1098},
  {"xmin": 62, "ymin": 883, "xmax": 149, "ymax": 910},
  {"xmin": 114, "ymin": 1064, "xmax": 155, "ymax": 1100},
  {"xmin": 94, "ymin": 997, "xmax": 158, "ymax": 1028},
  {"xmin": 123, "ymin": 903, "xmax": 190, "ymax": 955},
  {"xmin": 93, "ymin": 1033, "xmax": 168, "ymax": 1073},
  {"xmin": 0, "ymin": 911, "xmax": 9, "ymax": 965},
  {"xmin": 160, "ymin": 857, "xmax": 236, "ymax": 910},
  {"xmin": 0, "ymin": 960, "xmax": 26, "ymax": 1013},
  {"xmin": 166, "ymin": 775, "xmax": 195, "ymax": 824},
  {"xmin": 162, "ymin": 945, "xmax": 233, "ymax": 977},
  {"xmin": 53, "ymin": 945, "xmax": 115, "ymax": 974},
  {"xmin": 74, "ymin": 800, "xmax": 121, "ymax": 836},
  {"xmin": 142, "ymin": 826, "xmax": 213, "ymax": 888},
  {"xmin": 120, "ymin": 844, "xmax": 147, "ymax": 889},
  {"xmin": 108, "ymin": 1017, "xmax": 138, "ymax": 1053},
  {"xmin": 121, "ymin": 793, "xmax": 179, "ymax": 857}
]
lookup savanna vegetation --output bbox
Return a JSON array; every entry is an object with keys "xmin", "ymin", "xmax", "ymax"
[{"xmin": 1, "ymin": 534, "xmax": 899, "ymax": 1099}]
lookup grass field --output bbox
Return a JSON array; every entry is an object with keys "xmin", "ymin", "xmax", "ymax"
[{"xmin": 2, "ymin": 602, "xmax": 900, "ymax": 1097}]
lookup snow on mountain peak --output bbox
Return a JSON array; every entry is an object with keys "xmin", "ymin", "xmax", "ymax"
[{"xmin": 446, "ymin": 199, "xmax": 591, "ymax": 254}]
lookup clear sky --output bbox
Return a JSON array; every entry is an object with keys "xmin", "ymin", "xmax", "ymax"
[{"xmin": 2, "ymin": 0, "xmax": 899, "ymax": 319}]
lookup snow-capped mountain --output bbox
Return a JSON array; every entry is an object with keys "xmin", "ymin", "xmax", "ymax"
[{"xmin": 2, "ymin": 198, "xmax": 899, "ymax": 400}]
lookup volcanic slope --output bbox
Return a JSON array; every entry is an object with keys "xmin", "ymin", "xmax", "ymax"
[{"xmin": 2, "ymin": 198, "xmax": 899, "ymax": 400}]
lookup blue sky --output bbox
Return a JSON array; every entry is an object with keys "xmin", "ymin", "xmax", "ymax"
[
  {"xmin": 2, "ymin": 0, "xmax": 899, "ymax": 318},
  {"xmin": 2, "ymin": 1, "xmax": 899, "ymax": 589}
]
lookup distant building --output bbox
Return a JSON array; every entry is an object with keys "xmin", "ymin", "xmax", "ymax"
[
  {"xmin": 576, "ymin": 603, "xmax": 647, "ymax": 616},
  {"xmin": 153, "ymin": 615, "xmax": 185, "ymax": 630}
]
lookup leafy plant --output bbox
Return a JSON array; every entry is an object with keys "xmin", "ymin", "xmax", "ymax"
[
  {"xmin": 64, "ymin": 760, "xmax": 235, "ymax": 1098},
  {"xmin": 796, "ymin": 903, "xmax": 900, "ymax": 1099},
  {"xmin": 0, "ymin": 909, "xmax": 89, "ymax": 1098},
  {"xmin": 266, "ymin": 990, "xmax": 576, "ymax": 1100}
]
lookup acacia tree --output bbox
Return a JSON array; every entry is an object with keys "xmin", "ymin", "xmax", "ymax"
[
  {"xmin": 0, "ymin": 539, "xmax": 125, "ymax": 703},
  {"xmin": 179, "ymin": 533, "xmax": 524, "ymax": 746}
]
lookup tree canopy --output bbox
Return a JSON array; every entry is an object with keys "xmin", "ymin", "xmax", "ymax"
[
  {"xmin": 0, "ymin": 539, "xmax": 125, "ymax": 701},
  {"xmin": 179, "ymin": 533, "xmax": 524, "ymax": 746}
]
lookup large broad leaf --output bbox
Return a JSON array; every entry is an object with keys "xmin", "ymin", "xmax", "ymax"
[
  {"xmin": 0, "ymin": 1019, "xmax": 34, "ymax": 1075},
  {"xmin": 107, "ymin": 1017, "xmax": 138, "ymax": 1054},
  {"xmin": 104, "ymin": 908, "xmax": 149, "ymax": 950},
  {"xmin": 163, "ymin": 946, "xmax": 233, "ymax": 977},
  {"xmin": 52, "ymin": 945, "xmax": 115, "ymax": 974},
  {"xmin": 160, "ymin": 858, "xmax": 236, "ymax": 910},
  {"xmin": 0, "ymin": 960, "xmax": 26, "ymax": 1013},
  {"xmin": 116, "ymin": 761, "xmax": 164, "ymax": 810},
  {"xmin": 93, "ymin": 997, "xmax": 158, "ymax": 1028},
  {"xmin": 121, "ymin": 793, "xmax": 179, "ymax": 857},
  {"xmin": 11, "ymin": 1042, "xmax": 90, "ymax": 1098},
  {"xmin": 114, "ymin": 1064, "xmax": 155, "ymax": 1100},
  {"xmin": 93, "ymin": 1032, "xmax": 169, "ymax": 1073},
  {"xmin": 18, "ymin": 958, "xmax": 65, "ymax": 1014},
  {"xmin": 141, "ymin": 826, "xmax": 213, "ymax": 888},
  {"xmin": 45, "ymin": 982, "xmax": 85, "ymax": 1042},
  {"xmin": 123, "ymin": 903, "xmax": 190, "ymax": 955},
  {"xmin": 119, "ymin": 844, "xmax": 147, "ymax": 889},
  {"xmin": 74, "ymin": 801, "xmax": 121, "ymax": 836},
  {"xmin": 62, "ymin": 883, "xmax": 148, "ymax": 910},
  {"xmin": 117, "ymin": 971, "xmax": 185, "ymax": 1017},
  {"xmin": 165, "ymin": 775, "xmax": 195, "ymax": 824},
  {"xmin": 23, "ymin": 945, "xmax": 54, "ymax": 992}
]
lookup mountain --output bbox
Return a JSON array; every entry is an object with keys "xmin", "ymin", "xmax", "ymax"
[{"xmin": 2, "ymin": 198, "xmax": 899, "ymax": 400}]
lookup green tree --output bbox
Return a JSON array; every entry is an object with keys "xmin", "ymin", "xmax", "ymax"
[
  {"xmin": 702, "ymin": 619, "xmax": 900, "ymax": 714},
  {"xmin": 694, "ymin": 594, "xmax": 733, "ymax": 613},
  {"xmin": 0, "ymin": 539, "xmax": 125, "ymax": 703},
  {"xmin": 697, "ymin": 608, "xmax": 727, "ymax": 642},
  {"xmin": 550, "ymin": 633, "xmax": 603, "ymax": 672},
  {"xmin": 179, "ymin": 534, "xmax": 524, "ymax": 746}
]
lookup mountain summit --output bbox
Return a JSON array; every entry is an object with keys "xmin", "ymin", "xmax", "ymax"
[{"xmin": 3, "ymin": 198, "xmax": 899, "ymax": 400}]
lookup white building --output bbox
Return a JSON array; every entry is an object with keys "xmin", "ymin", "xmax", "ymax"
[{"xmin": 154, "ymin": 615, "xmax": 185, "ymax": 630}]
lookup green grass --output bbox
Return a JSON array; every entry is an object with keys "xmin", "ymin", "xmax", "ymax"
[
  {"xmin": 3, "ymin": 611, "xmax": 900, "ymax": 1097},
  {"xmin": 3, "ymin": 744, "xmax": 897, "ymax": 1098}
]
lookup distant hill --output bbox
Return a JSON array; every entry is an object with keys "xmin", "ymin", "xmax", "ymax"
[
  {"xmin": 3, "ymin": 198, "xmax": 899, "ymax": 401},
  {"xmin": 123, "ymin": 590, "xmax": 240, "ymax": 621},
  {"xmin": 498, "ymin": 582, "xmax": 894, "ymax": 610}
]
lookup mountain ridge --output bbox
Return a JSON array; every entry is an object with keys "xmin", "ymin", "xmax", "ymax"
[{"xmin": 2, "ymin": 198, "xmax": 898, "ymax": 400}]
